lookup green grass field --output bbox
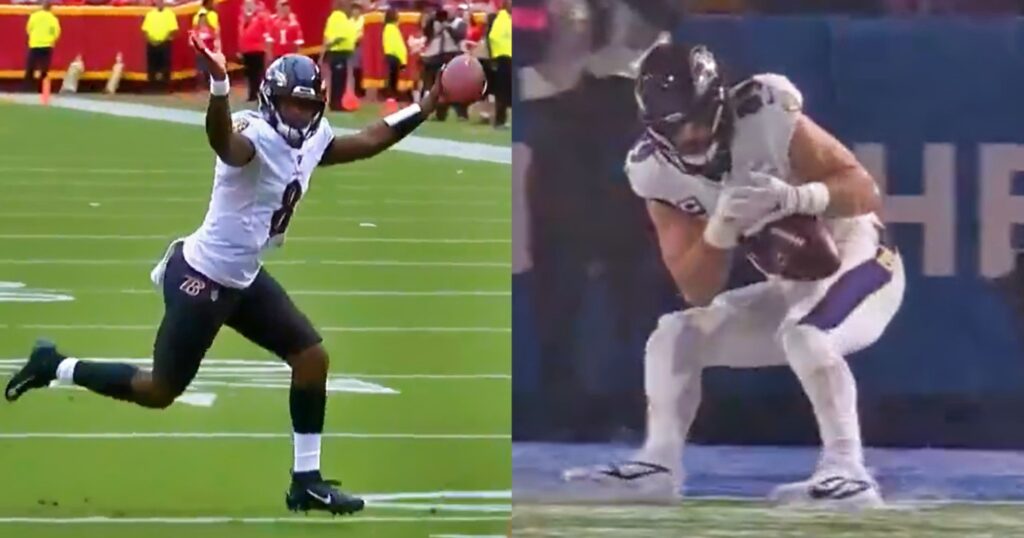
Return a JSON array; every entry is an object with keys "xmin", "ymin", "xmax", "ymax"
[
  {"xmin": 0, "ymin": 102, "xmax": 510, "ymax": 537},
  {"xmin": 511, "ymin": 501, "xmax": 1024, "ymax": 537},
  {"xmin": 78, "ymin": 92, "xmax": 513, "ymax": 146}
]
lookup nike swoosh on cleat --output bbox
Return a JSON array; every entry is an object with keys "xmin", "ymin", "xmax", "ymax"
[
  {"xmin": 809, "ymin": 477, "xmax": 870, "ymax": 500},
  {"xmin": 6, "ymin": 378, "xmax": 31, "ymax": 400},
  {"xmin": 306, "ymin": 490, "xmax": 332, "ymax": 505},
  {"xmin": 599, "ymin": 461, "xmax": 671, "ymax": 481}
]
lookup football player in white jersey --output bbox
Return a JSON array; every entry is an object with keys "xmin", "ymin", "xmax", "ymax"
[
  {"xmin": 4, "ymin": 35, "xmax": 460, "ymax": 515},
  {"xmin": 563, "ymin": 40, "xmax": 905, "ymax": 508}
]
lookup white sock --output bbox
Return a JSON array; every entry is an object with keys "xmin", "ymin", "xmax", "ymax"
[
  {"xmin": 782, "ymin": 325, "xmax": 864, "ymax": 471},
  {"xmin": 293, "ymin": 433, "xmax": 322, "ymax": 473},
  {"xmin": 639, "ymin": 313, "xmax": 704, "ymax": 474},
  {"xmin": 55, "ymin": 358, "xmax": 80, "ymax": 385}
]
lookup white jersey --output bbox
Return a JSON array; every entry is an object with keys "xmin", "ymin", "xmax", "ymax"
[
  {"xmin": 625, "ymin": 73, "xmax": 879, "ymax": 251},
  {"xmin": 182, "ymin": 110, "xmax": 334, "ymax": 288},
  {"xmin": 627, "ymin": 73, "xmax": 904, "ymax": 356}
]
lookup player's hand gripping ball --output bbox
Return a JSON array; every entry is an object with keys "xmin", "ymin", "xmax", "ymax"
[
  {"xmin": 440, "ymin": 54, "xmax": 487, "ymax": 104},
  {"xmin": 741, "ymin": 214, "xmax": 841, "ymax": 281}
]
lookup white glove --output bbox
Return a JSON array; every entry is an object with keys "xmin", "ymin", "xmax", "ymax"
[
  {"xmin": 702, "ymin": 187, "xmax": 765, "ymax": 249},
  {"xmin": 734, "ymin": 171, "xmax": 831, "ymax": 236}
]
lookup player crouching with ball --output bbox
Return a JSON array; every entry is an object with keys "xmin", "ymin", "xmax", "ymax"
[{"xmin": 563, "ymin": 38, "xmax": 904, "ymax": 509}]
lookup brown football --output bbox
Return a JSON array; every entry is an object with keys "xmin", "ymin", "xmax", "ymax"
[{"xmin": 741, "ymin": 214, "xmax": 841, "ymax": 281}]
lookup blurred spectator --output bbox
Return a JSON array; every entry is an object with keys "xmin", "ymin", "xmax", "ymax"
[
  {"xmin": 24, "ymin": 0, "xmax": 59, "ymax": 92},
  {"xmin": 449, "ymin": 3, "xmax": 472, "ymax": 120},
  {"xmin": 270, "ymin": 0, "xmax": 304, "ymax": 60},
  {"xmin": 421, "ymin": 5, "xmax": 468, "ymax": 120},
  {"xmin": 351, "ymin": 2, "xmax": 366, "ymax": 97},
  {"xmin": 487, "ymin": 0, "xmax": 511, "ymax": 128},
  {"xmin": 193, "ymin": 10, "xmax": 221, "ymax": 90},
  {"xmin": 192, "ymin": 0, "xmax": 219, "ymax": 32},
  {"xmin": 323, "ymin": 0, "xmax": 357, "ymax": 111},
  {"xmin": 239, "ymin": 0, "xmax": 271, "ymax": 101},
  {"xmin": 141, "ymin": 0, "xmax": 178, "ymax": 92},
  {"xmin": 516, "ymin": 0, "xmax": 684, "ymax": 435},
  {"xmin": 463, "ymin": 4, "xmax": 487, "ymax": 52},
  {"xmin": 381, "ymin": 8, "xmax": 407, "ymax": 101},
  {"xmin": 465, "ymin": 3, "xmax": 493, "ymax": 122}
]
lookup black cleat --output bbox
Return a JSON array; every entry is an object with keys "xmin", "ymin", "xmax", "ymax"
[
  {"xmin": 285, "ymin": 471, "xmax": 365, "ymax": 516},
  {"xmin": 4, "ymin": 340, "xmax": 63, "ymax": 403}
]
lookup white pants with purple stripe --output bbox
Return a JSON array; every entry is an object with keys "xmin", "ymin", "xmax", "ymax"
[{"xmin": 640, "ymin": 233, "xmax": 905, "ymax": 481}]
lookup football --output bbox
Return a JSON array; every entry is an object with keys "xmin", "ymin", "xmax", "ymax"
[
  {"xmin": 440, "ymin": 54, "xmax": 487, "ymax": 104},
  {"xmin": 741, "ymin": 214, "xmax": 841, "ymax": 281}
]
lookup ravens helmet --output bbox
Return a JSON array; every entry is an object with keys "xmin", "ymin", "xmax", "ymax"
[
  {"xmin": 635, "ymin": 39, "xmax": 729, "ymax": 171},
  {"xmin": 258, "ymin": 54, "xmax": 327, "ymax": 148}
]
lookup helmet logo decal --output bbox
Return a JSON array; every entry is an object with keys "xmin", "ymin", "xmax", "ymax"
[
  {"xmin": 273, "ymin": 69, "xmax": 288, "ymax": 87},
  {"xmin": 689, "ymin": 46, "xmax": 718, "ymax": 97}
]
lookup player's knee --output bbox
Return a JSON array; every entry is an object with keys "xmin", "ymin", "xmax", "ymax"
[
  {"xmin": 288, "ymin": 344, "xmax": 329, "ymax": 385},
  {"xmin": 779, "ymin": 322, "xmax": 839, "ymax": 374},
  {"xmin": 647, "ymin": 309, "xmax": 717, "ymax": 353},
  {"xmin": 645, "ymin": 311, "xmax": 706, "ymax": 371}
]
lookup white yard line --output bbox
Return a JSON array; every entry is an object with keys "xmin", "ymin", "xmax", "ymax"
[
  {"xmin": 0, "ymin": 259, "xmax": 510, "ymax": 268},
  {"xmin": 0, "ymin": 359, "xmax": 509, "ymax": 381},
  {"xmin": 12, "ymin": 324, "xmax": 510, "ymax": 333},
  {"xmin": 3, "ymin": 195, "xmax": 505, "ymax": 207},
  {"xmin": 0, "ymin": 93, "xmax": 512, "ymax": 165},
  {"xmin": 364, "ymin": 503, "xmax": 509, "ymax": 513},
  {"xmin": 0, "ymin": 166, "xmax": 207, "ymax": 175},
  {"xmin": 317, "ymin": 260, "xmax": 510, "ymax": 267},
  {"xmin": 69, "ymin": 289, "xmax": 510, "ymax": 297},
  {"xmin": 0, "ymin": 432, "xmax": 508, "ymax": 440},
  {"xmin": 0, "ymin": 177, "xmax": 506, "ymax": 194},
  {"xmin": 0, "ymin": 516, "xmax": 508, "ymax": 524},
  {"xmin": 0, "ymin": 234, "xmax": 510, "ymax": 244},
  {"xmin": 0, "ymin": 213, "xmax": 511, "ymax": 223},
  {"xmin": 365, "ymin": 491, "xmax": 510, "ymax": 501}
]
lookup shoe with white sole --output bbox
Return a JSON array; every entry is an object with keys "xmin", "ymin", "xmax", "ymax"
[
  {"xmin": 562, "ymin": 460, "xmax": 682, "ymax": 504},
  {"xmin": 769, "ymin": 468, "xmax": 883, "ymax": 510}
]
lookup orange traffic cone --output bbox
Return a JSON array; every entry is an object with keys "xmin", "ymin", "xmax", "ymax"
[
  {"xmin": 40, "ymin": 76, "xmax": 51, "ymax": 106},
  {"xmin": 381, "ymin": 97, "xmax": 398, "ymax": 116},
  {"xmin": 342, "ymin": 87, "xmax": 360, "ymax": 111}
]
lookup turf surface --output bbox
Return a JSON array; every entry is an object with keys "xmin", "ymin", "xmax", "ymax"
[
  {"xmin": 512, "ymin": 502, "xmax": 1024, "ymax": 537},
  {"xmin": 76, "ymin": 91, "xmax": 513, "ymax": 146},
  {"xmin": 0, "ymin": 102, "xmax": 510, "ymax": 537}
]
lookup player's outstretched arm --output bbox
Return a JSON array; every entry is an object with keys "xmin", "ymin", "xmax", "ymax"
[
  {"xmin": 648, "ymin": 200, "xmax": 732, "ymax": 307},
  {"xmin": 318, "ymin": 69, "xmax": 447, "ymax": 166},
  {"xmin": 789, "ymin": 113, "xmax": 880, "ymax": 218},
  {"xmin": 191, "ymin": 33, "xmax": 255, "ymax": 167}
]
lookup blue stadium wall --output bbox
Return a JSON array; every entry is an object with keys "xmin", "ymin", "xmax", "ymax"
[{"xmin": 512, "ymin": 16, "xmax": 1024, "ymax": 448}]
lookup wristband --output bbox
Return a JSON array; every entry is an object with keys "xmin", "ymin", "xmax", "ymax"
[
  {"xmin": 795, "ymin": 182, "xmax": 830, "ymax": 215},
  {"xmin": 383, "ymin": 103, "xmax": 424, "ymax": 138},
  {"xmin": 210, "ymin": 77, "xmax": 230, "ymax": 97}
]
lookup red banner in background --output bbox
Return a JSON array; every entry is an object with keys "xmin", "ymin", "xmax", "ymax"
[{"xmin": 0, "ymin": 1, "xmax": 230, "ymax": 81}]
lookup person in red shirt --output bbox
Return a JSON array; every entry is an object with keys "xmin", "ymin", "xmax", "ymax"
[
  {"xmin": 463, "ymin": 7, "xmax": 485, "ymax": 51},
  {"xmin": 238, "ymin": 0, "xmax": 271, "ymax": 101},
  {"xmin": 193, "ymin": 12, "xmax": 222, "ymax": 91},
  {"xmin": 269, "ymin": 0, "xmax": 304, "ymax": 60}
]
